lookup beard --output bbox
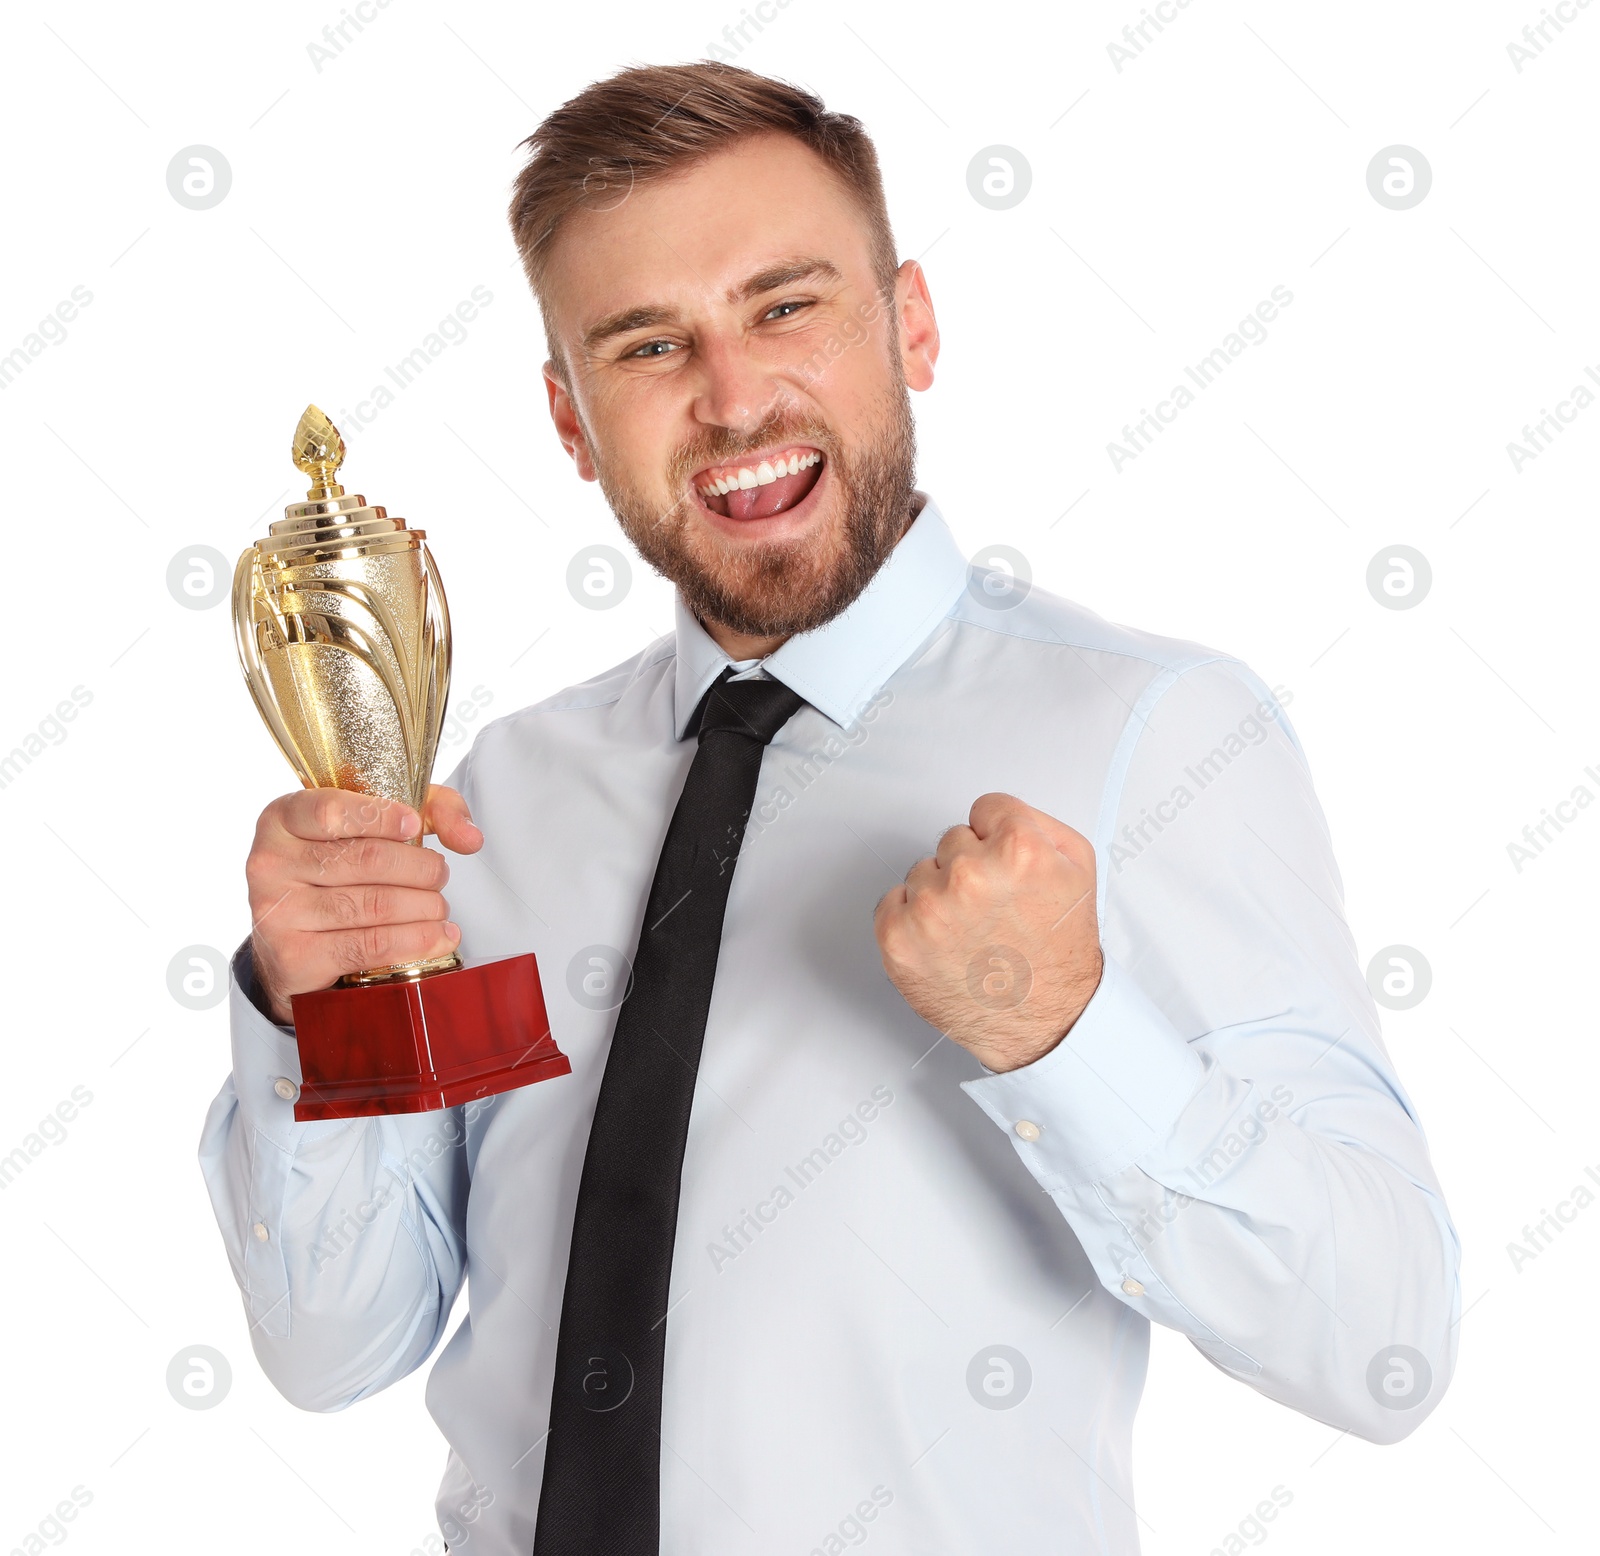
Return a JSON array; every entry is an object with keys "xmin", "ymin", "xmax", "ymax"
[{"xmin": 587, "ymin": 358, "xmax": 919, "ymax": 639}]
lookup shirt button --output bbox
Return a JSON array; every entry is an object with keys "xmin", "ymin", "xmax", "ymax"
[
  {"xmin": 1121, "ymin": 1277, "xmax": 1145, "ymax": 1297},
  {"xmin": 273, "ymin": 1077, "xmax": 299, "ymax": 1102},
  {"xmin": 252, "ymin": 1222, "xmax": 270, "ymax": 1242},
  {"xmin": 1014, "ymin": 1119, "xmax": 1042, "ymax": 1142}
]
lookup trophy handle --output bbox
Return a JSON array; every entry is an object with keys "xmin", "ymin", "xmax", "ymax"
[
  {"xmin": 417, "ymin": 542, "xmax": 452, "ymax": 798},
  {"xmin": 233, "ymin": 548, "xmax": 319, "ymax": 789}
]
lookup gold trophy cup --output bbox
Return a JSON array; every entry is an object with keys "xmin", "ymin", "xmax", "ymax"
[{"xmin": 232, "ymin": 406, "xmax": 570, "ymax": 1120}]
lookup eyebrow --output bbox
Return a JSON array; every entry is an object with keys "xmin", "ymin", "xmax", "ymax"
[{"xmin": 580, "ymin": 255, "xmax": 844, "ymax": 354}]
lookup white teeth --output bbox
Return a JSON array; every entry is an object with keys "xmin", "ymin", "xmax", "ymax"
[{"xmin": 698, "ymin": 450, "xmax": 821, "ymax": 497}]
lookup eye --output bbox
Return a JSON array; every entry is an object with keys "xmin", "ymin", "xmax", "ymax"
[
  {"xmin": 763, "ymin": 299, "xmax": 812, "ymax": 322},
  {"xmin": 626, "ymin": 339, "xmax": 680, "ymax": 359}
]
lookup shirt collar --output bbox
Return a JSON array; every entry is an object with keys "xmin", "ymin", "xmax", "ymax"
[{"xmin": 672, "ymin": 490, "xmax": 969, "ymax": 738}]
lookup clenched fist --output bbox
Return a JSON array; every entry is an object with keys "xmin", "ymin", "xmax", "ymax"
[
  {"xmin": 874, "ymin": 793, "xmax": 1103, "ymax": 1073},
  {"xmin": 246, "ymin": 785, "xmax": 483, "ymax": 1024}
]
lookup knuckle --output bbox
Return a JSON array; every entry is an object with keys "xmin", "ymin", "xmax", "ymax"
[
  {"xmin": 325, "ymin": 889, "xmax": 362, "ymax": 927},
  {"xmin": 312, "ymin": 792, "xmax": 346, "ymax": 837},
  {"xmin": 876, "ymin": 916, "xmax": 908, "ymax": 963},
  {"xmin": 243, "ymin": 848, "xmax": 271, "ymax": 894},
  {"xmin": 355, "ymin": 837, "xmax": 389, "ymax": 875},
  {"xmin": 258, "ymin": 794, "xmax": 292, "ymax": 839},
  {"xmin": 347, "ymin": 924, "xmax": 397, "ymax": 969},
  {"xmin": 326, "ymin": 837, "xmax": 376, "ymax": 877},
  {"xmin": 362, "ymin": 885, "xmax": 393, "ymax": 922},
  {"xmin": 327, "ymin": 931, "xmax": 369, "ymax": 971},
  {"xmin": 944, "ymin": 854, "xmax": 982, "ymax": 892},
  {"xmin": 999, "ymin": 825, "xmax": 1043, "ymax": 868}
]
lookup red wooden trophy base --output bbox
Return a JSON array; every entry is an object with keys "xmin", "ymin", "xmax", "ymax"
[{"xmin": 288, "ymin": 952, "xmax": 570, "ymax": 1122}]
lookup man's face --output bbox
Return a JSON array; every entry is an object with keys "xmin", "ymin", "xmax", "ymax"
[{"xmin": 540, "ymin": 132, "xmax": 938, "ymax": 639}]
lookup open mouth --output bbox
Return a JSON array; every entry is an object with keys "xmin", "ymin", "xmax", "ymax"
[{"xmin": 692, "ymin": 443, "xmax": 827, "ymax": 522}]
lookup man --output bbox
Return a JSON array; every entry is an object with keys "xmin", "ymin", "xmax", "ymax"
[{"xmin": 200, "ymin": 61, "xmax": 1459, "ymax": 1555}]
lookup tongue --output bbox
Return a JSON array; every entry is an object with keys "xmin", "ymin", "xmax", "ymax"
[{"xmin": 723, "ymin": 461, "xmax": 822, "ymax": 521}]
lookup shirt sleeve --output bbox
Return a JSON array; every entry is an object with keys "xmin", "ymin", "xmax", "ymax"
[
  {"xmin": 196, "ymin": 771, "xmax": 478, "ymax": 1413},
  {"xmin": 961, "ymin": 656, "xmax": 1461, "ymax": 1444}
]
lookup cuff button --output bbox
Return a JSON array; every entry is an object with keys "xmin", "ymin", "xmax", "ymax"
[
  {"xmin": 252, "ymin": 1222, "xmax": 270, "ymax": 1242},
  {"xmin": 1121, "ymin": 1277, "xmax": 1145, "ymax": 1297},
  {"xmin": 273, "ymin": 1077, "xmax": 299, "ymax": 1102},
  {"xmin": 1014, "ymin": 1119, "xmax": 1042, "ymax": 1142}
]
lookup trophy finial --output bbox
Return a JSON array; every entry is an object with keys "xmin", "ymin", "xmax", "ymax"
[{"xmin": 292, "ymin": 404, "xmax": 347, "ymax": 500}]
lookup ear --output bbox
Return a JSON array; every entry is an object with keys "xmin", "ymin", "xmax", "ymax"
[
  {"xmin": 544, "ymin": 361, "xmax": 599, "ymax": 482},
  {"xmin": 894, "ymin": 259, "xmax": 940, "ymax": 392}
]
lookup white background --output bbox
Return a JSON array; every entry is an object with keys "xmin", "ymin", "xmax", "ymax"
[{"xmin": 0, "ymin": 1, "xmax": 1593, "ymax": 1551}]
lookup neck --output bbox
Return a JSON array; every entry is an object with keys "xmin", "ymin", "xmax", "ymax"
[{"xmin": 701, "ymin": 619, "xmax": 791, "ymax": 661}]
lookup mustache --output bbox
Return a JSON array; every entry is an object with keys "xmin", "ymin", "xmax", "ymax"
[{"xmin": 670, "ymin": 415, "xmax": 836, "ymax": 483}]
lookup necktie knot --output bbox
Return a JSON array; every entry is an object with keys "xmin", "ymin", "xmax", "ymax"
[{"xmin": 694, "ymin": 672, "xmax": 807, "ymax": 746}]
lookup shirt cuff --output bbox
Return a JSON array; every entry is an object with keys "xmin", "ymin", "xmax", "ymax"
[
  {"xmin": 960, "ymin": 955, "xmax": 1206, "ymax": 1189},
  {"xmin": 228, "ymin": 939, "xmax": 308, "ymax": 1147}
]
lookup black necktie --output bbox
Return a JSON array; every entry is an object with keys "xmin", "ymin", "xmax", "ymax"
[{"xmin": 533, "ymin": 670, "xmax": 807, "ymax": 1554}]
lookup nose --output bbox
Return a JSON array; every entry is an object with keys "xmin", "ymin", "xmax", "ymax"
[{"xmin": 691, "ymin": 330, "xmax": 787, "ymax": 435}]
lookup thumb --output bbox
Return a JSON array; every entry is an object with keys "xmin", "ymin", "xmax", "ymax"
[{"xmin": 422, "ymin": 783, "xmax": 484, "ymax": 855}]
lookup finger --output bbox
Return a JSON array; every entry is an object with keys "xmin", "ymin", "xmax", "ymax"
[
  {"xmin": 423, "ymin": 784, "xmax": 484, "ymax": 855},
  {"xmin": 295, "ymin": 884, "xmax": 449, "ymax": 933},
  {"xmin": 966, "ymin": 791, "xmax": 1029, "ymax": 841},
  {"xmin": 297, "ymin": 918, "xmax": 463, "ymax": 988},
  {"xmin": 274, "ymin": 787, "xmax": 420, "ymax": 845},
  {"xmin": 286, "ymin": 835, "xmax": 451, "ymax": 890},
  {"xmin": 902, "ymin": 854, "xmax": 943, "ymax": 895},
  {"xmin": 969, "ymin": 791, "xmax": 1092, "ymax": 862},
  {"xmin": 933, "ymin": 823, "xmax": 982, "ymax": 868},
  {"xmin": 872, "ymin": 885, "xmax": 911, "ymax": 961}
]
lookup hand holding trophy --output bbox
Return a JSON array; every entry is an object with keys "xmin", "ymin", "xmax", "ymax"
[{"xmin": 232, "ymin": 406, "xmax": 570, "ymax": 1121}]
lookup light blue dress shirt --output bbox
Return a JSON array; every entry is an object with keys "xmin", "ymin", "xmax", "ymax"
[{"xmin": 199, "ymin": 493, "xmax": 1460, "ymax": 1555}]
